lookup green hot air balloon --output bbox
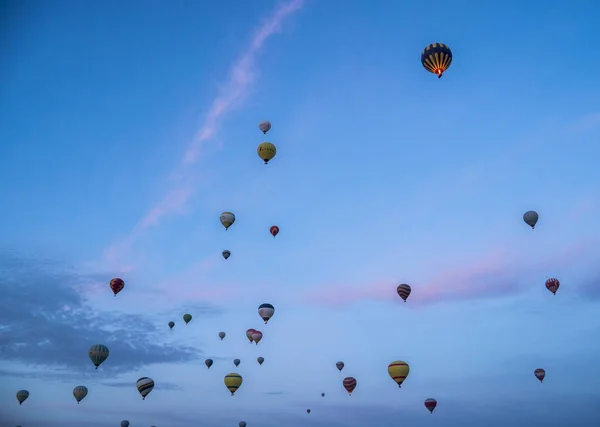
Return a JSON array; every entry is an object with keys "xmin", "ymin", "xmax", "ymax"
[{"xmin": 183, "ymin": 313, "xmax": 192, "ymax": 324}]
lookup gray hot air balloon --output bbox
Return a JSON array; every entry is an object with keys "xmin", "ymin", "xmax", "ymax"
[
  {"xmin": 321, "ymin": 392, "xmax": 325, "ymax": 397},
  {"xmin": 239, "ymin": 422, "xmax": 247, "ymax": 427},
  {"xmin": 88, "ymin": 344, "xmax": 109, "ymax": 369},
  {"xmin": 257, "ymin": 357, "xmax": 264, "ymax": 365},
  {"xmin": 205, "ymin": 358, "xmax": 213, "ymax": 369},
  {"xmin": 168, "ymin": 321, "xmax": 175, "ymax": 329},
  {"xmin": 121, "ymin": 421, "xmax": 129, "ymax": 427},
  {"xmin": 234, "ymin": 358, "xmax": 240, "ymax": 367},
  {"xmin": 16, "ymin": 389, "xmax": 29, "ymax": 405},
  {"xmin": 336, "ymin": 361, "xmax": 344, "ymax": 372},
  {"xmin": 73, "ymin": 385, "xmax": 88, "ymax": 404},
  {"xmin": 222, "ymin": 250, "xmax": 231, "ymax": 260},
  {"xmin": 259, "ymin": 120, "xmax": 271, "ymax": 134},
  {"xmin": 523, "ymin": 210, "xmax": 539, "ymax": 229},
  {"xmin": 219, "ymin": 332, "xmax": 226, "ymax": 340},
  {"xmin": 183, "ymin": 313, "xmax": 192, "ymax": 324}
]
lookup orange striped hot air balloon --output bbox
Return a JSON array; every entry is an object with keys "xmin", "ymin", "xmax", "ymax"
[
  {"xmin": 342, "ymin": 377, "xmax": 357, "ymax": 395},
  {"xmin": 388, "ymin": 361, "xmax": 410, "ymax": 387}
]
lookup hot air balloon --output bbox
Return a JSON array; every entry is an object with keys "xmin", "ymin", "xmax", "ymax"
[
  {"xmin": 234, "ymin": 359, "xmax": 241, "ymax": 367},
  {"xmin": 336, "ymin": 361, "xmax": 344, "ymax": 372},
  {"xmin": 224, "ymin": 373, "xmax": 243, "ymax": 395},
  {"xmin": 121, "ymin": 421, "xmax": 129, "ymax": 427},
  {"xmin": 343, "ymin": 377, "xmax": 357, "ymax": 395},
  {"xmin": 88, "ymin": 344, "xmax": 109, "ymax": 369},
  {"xmin": 183, "ymin": 313, "xmax": 192, "ymax": 324},
  {"xmin": 397, "ymin": 284, "xmax": 411, "ymax": 302},
  {"xmin": 205, "ymin": 359, "xmax": 213, "ymax": 369},
  {"xmin": 251, "ymin": 330, "xmax": 263, "ymax": 344},
  {"xmin": 246, "ymin": 328, "xmax": 256, "ymax": 343},
  {"xmin": 109, "ymin": 277, "xmax": 125, "ymax": 296},
  {"xmin": 425, "ymin": 398, "xmax": 437, "ymax": 414},
  {"xmin": 220, "ymin": 212, "xmax": 236, "ymax": 230},
  {"xmin": 239, "ymin": 422, "xmax": 247, "ymax": 427},
  {"xmin": 535, "ymin": 368, "xmax": 546, "ymax": 383},
  {"xmin": 270, "ymin": 225, "xmax": 279, "ymax": 237},
  {"xmin": 388, "ymin": 360, "xmax": 410, "ymax": 387},
  {"xmin": 257, "ymin": 142, "xmax": 276, "ymax": 164},
  {"xmin": 258, "ymin": 303, "xmax": 275, "ymax": 323},
  {"xmin": 73, "ymin": 386, "xmax": 88, "ymax": 404},
  {"xmin": 16, "ymin": 390, "xmax": 29, "ymax": 405},
  {"xmin": 321, "ymin": 392, "xmax": 325, "ymax": 397},
  {"xmin": 168, "ymin": 321, "xmax": 175, "ymax": 329},
  {"xmin": 257, "ymin": 357, "xmax": 264, "ymax": 365},
  {"xmin": 523, "ymin": 210, "xmax": 539, "ymax": 229},
  {"xmin": 222, "ymin": 250, "xmax": 231, "ymax": 260},
  {"xmin": 219, "ymin": 332, "xmax": 226, "ymax": 340},
  {"xmin": 546, "ymin": 278, "xmax": 560, "ymax": 295},
  {"xmin": 136, "ymin": 377, "xmax": 155, "ymax": 400},
  {"xmin": 306, "ymin": 409, "xmax": 311, "ymax": 414},
  {"xmin": 259, "ymin": 121, "xmax": 271, "ymax": 134},
  {"xmin": 421, "ymin": 43, "xmax": 452, "ymax": 78}
]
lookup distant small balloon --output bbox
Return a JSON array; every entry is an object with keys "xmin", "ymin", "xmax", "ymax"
[
  {"xmin": 251, "ymin": 330, "xmax": 263, "ymax": 344},
  {"xmin": 168, "ymin": 321, "xmax": 175, "ymax": 329},
  {"xmin": 88, "ymin": 344, "xmax": 109, "ymax": 369},
  {"xmin": 321, "ymin": 392, "xmax": 325, "ymax": 397},
  {"xmin": 222, "ymin": 250, "xmax": 231, "ymax": 260},
  {"xmin": 534, "ymin": 368, "xmax": 546, "ymax": 383},
  {"xmin": 343, "ymin": 377, "xmax": 357, "ymax": 395},
  {"xmin": 73, "ymin": 386, "xmax": 88, "ymax": 404},
  {"xmin": 306, "ymin": 409, "xmax": 311, "ymax": 414},
  {"xmin": 234, "ymin": 358, "xmax": 240, "ymax": 367},
  {"xmin": 270, "ymin": 225, "xmax": 279, "ymax": 237},
  {"xmin": 219, "ymin": 332, "xmax": 226, "ymax": 340},
  {"xmin": 259, "ymin": 120, "xmax": 271, "ymax": 134},
  {"xmin": 336, "ymin": 361, "xmax": 344, "ymax": 372},
  {"xmin": 121, "ymin": 421, "xmax": 129, "ymax": 427},
  {"xmin": 396, "ymin": 284, "xmax": 411, "ymax": 302},
  {"xmin": 205, "ymin": 359, "xmax": 213, "ymax": 369},
  {"xmin": 109, "ymin": 277, "xmax": 125, "ymax": 296},
  {"xmin": 257, "ymin": 357, "xmax": 264, "ymax": 365},
  {"xmin": 258, "ymin": 303, "xmax": 275, "ymax": 324},
  {"xmin": 224, "ymin": 373, "xmax": 243, "ymax": 396},
  {"xmin": 246, "ymin": 328, "xmax": 256, "ymax": 343},
  {"xmin": 523, "ymin": 210, "xmax": 539, "ymax": 229},
  {"xmin": 183, "ymin": 313, "xmax": 192, "ymax": 324},
  {"xmin": 136, "ymin": 377, "xmax": 154, "ymax": 400},
  {"xmin": 424, "ymin": 398, "xmax": 437, "ymax": 414},
  {"xmin": 16, "ymin": 390, "xmax": 29, "ymax": 405},
  {"xmin": 239, "ymin": 421, "xmax": 247, "ymax": 427},
  {"xmin": 545, "ymin": 278, "xmax": 560, "ymax": 295}
]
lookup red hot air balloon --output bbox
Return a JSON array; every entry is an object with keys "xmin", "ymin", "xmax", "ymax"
[
  {"xmin": 343, "ymin": 377, "xmax": 357, "ymax": 395},
  {"xmin": 534, "ymin": 368, "xmax": 546, "ymax": 383},
  {"xmin": 424, "ymin": 398, "xmax": 437, "ymax": 414},
  {"xmin": 545, "ymin": 278, "xmax": 560, "ymax": 295},
  {"xmin": 270, "ymin": 225, "xmax": 279, "ymax": 237},
  {"xmin": 246, "ymin": 329, "xmax": 256, "ymax": 343},
  {"xmin": 109, "ymin": 278, "xmax": 125, "ymax": 297}
]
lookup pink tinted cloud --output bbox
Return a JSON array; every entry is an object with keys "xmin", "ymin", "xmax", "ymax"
[
  {"xmin": 302, "ymin": 250, "xmax": 522, "ymax": 307},
  {"xmin": 100, "ymin": 0, "xmax": 304, "ymax": 269}
]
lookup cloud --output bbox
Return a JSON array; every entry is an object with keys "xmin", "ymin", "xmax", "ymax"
[
  {"xmin": 302, "ymin": 249, "xmax": 524, "ymax": 307},
  {"xmin": 0, "ymin": 253, "xmax": 215, "ymax": 378},
  {"xmin": 302, "ymin": 237, "xmax": 600, "ymax": 307},
  {"xmin": 264, "ymin": 391, "xmax": 285, "ymax": 395},
  {"xmin": 102, "ymin": 0, "xmax": 305, "ymax": 270}
]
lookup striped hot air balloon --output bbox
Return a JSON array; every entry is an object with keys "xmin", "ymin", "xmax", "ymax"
[
  {"xmin": 270, "ymin": 225, "xmax": 279, "ymax": 237},
  {"xmin": 388, "ymin": 360, "xmax": 410, "ymax": 387},
  {"xmin": 258, "ymin": 303, "xmax": 275, "ymax": 324},
  {"xmin": 545, "ymin": 278, "xmax": 559, "ymax": 295},
  {"xmin": 251, "ymin": 330, "xmax": 263, "ymax": 344},
  {"xmin": 88, "ymin": 344, "xmax": 109, "ymax": 369},
  {"xmin": 421, "ymin": 43, "xmax": 452, "ymax": 78},
  {"xmin": 224, "ymin": 373, "xmax": 243, "ymax": 395},
  {"xmin": 136, "ymin": 377, "xmax": 154, "ymax": 400},
  {"xmin": 343, "ymin": 377, "xmax": 357, "ymax": 395},
  {"xmin": 424, "ymin": 398, "xmax": 437, "ymax": 413},
  {"xmin": 396, "ymin": 284, "xmax": 411, "ymax": 302}
]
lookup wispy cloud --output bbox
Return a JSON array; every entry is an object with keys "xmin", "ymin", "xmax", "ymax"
[
  {"xmin": 102, "ymin": 0, "xmax": 305, "ymax": 270},
  {"xmin": 302, "ymin": 237, "xmax": 600, "ymax": 307}
]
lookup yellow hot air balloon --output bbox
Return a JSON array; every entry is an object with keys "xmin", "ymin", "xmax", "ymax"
[
  {"xmin": 224, "ymin": 373, "xmax": 243, "ymax": 396},
  {"xmin": 387, "ymin": 360, "xmax": 410, "ymax": 387},
  {"xmin": 257, "ymin": 142, "xmax": 276, "ymax": 164}
]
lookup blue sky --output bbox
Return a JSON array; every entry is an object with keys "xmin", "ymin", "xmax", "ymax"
[{"xmin": 1, "ymin": 0, "xmax": 600, "ymax": 426}]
